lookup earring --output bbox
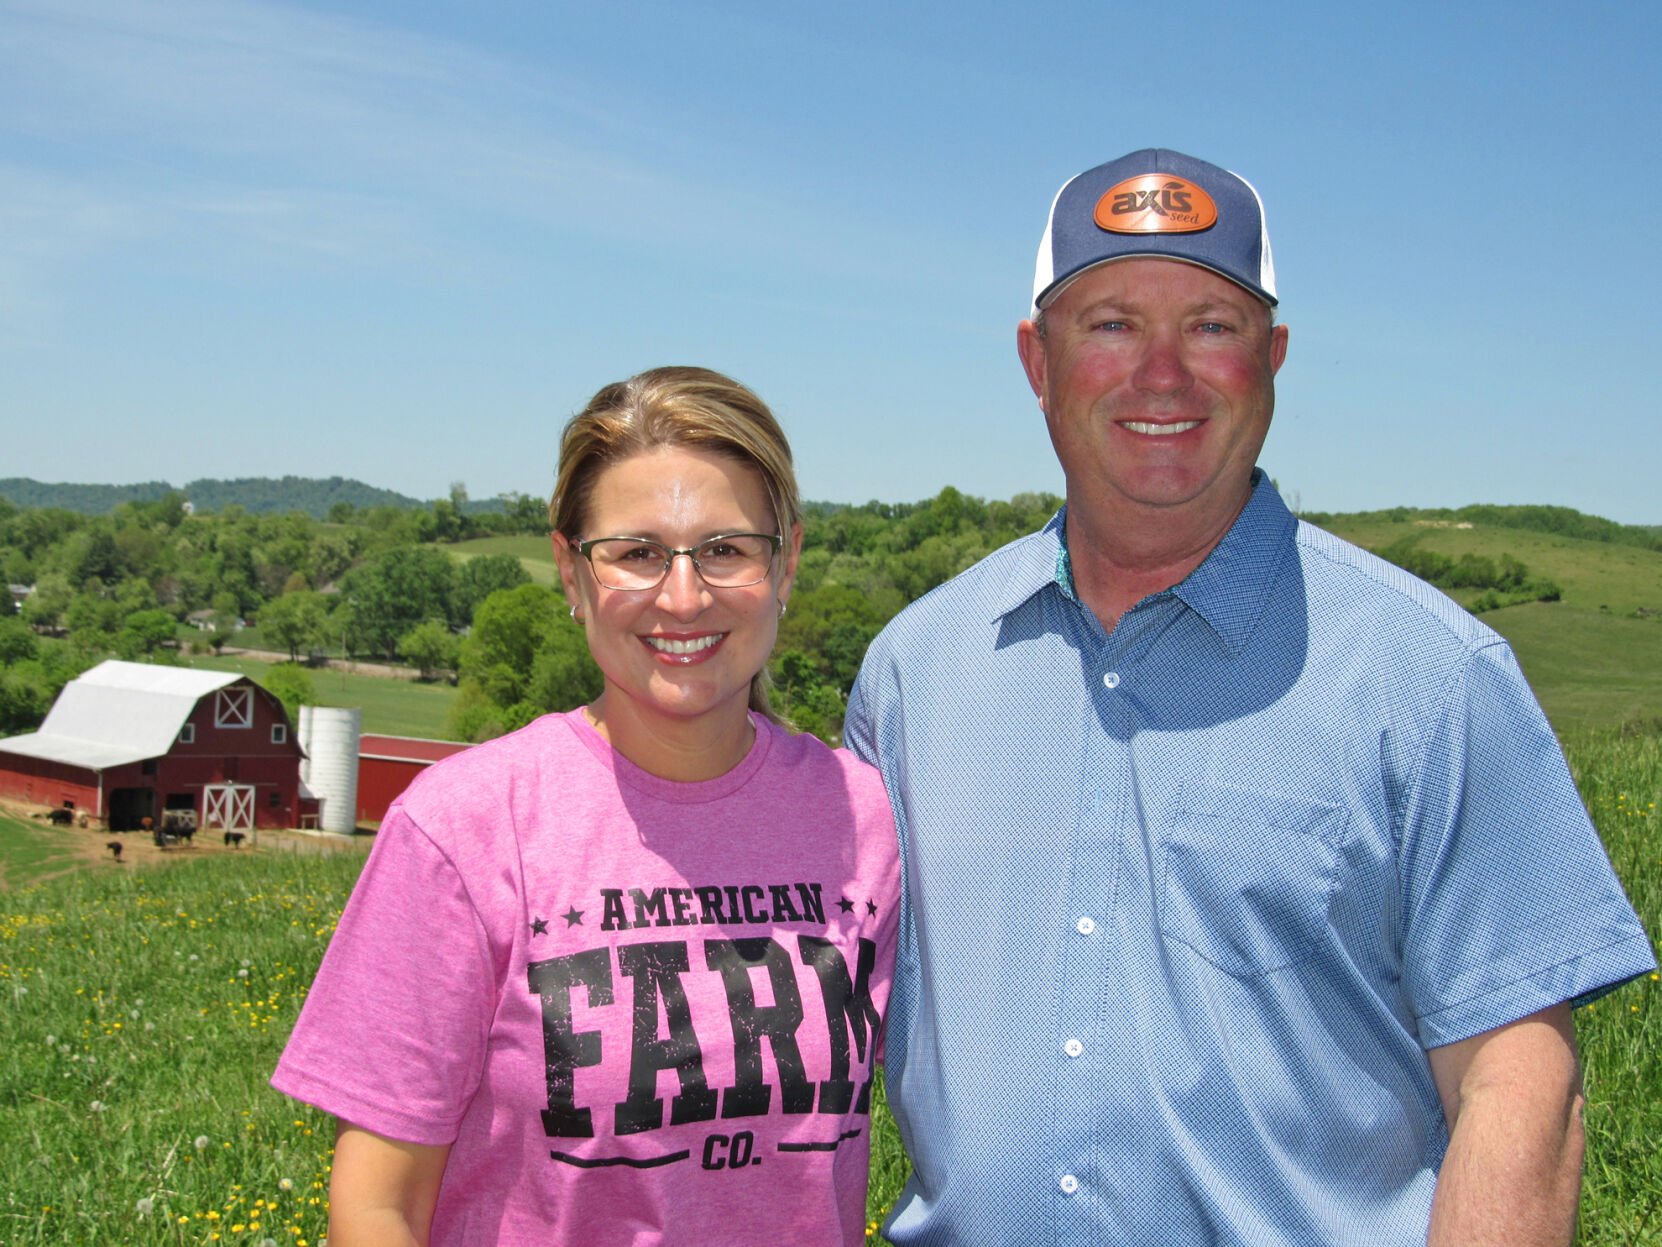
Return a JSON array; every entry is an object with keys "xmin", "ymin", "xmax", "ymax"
[
  {"xmin": 569, "ymin": 604, "xmax": 582, "ymax": 622},
  {"xmin": 777, "ymin": 600, "xmax": 788, "ymax": 619}
]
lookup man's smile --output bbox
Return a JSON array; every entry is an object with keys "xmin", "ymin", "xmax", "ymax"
[{"xmin": 1120, "ymin": 419, "xmax": 1202, "ymax": 436}]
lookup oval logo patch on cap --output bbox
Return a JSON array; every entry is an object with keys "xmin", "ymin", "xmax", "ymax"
[{"xmin": 1094, "ymin": 175, "xmax": 1218, "ymax": 233}]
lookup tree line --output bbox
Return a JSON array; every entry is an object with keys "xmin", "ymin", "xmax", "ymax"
[
  {"xmin": 2, "ymin": 485, "xmax": 1590, "ymax": 744},
  {"xmin": 0, "ymin": 474, "xmax": 558, "ymax": 522}
]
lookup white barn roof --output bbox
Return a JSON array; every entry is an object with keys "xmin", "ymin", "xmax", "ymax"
[{"xmin": 0, "ymin": 660, "xmax": 243, "ymax": 771}]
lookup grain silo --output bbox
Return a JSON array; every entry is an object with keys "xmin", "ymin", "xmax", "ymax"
[{"xmin": 298, "ymin": 705, "xmax": 361, "ymax": 836}]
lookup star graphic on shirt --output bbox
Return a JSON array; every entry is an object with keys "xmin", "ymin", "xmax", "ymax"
[
  {"xmin": 838, "ymin": 897, "xmax": 856, "ymax": 914},
  {"xmin": 866, "ymin": 899, "xmax": 878, "ymax": 916},
  {"xmin": 562, "ymin": 906, "xmax": 585, "ymax": 927},
  {"xmin": 530, "ymin": 917, "xmax": 548, "ymax": 936}
]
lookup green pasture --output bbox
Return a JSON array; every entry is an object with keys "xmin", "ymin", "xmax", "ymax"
[
  {"xmin": 1487, "ymin": 604, "xmax": 1662, "ymax": 732},
  {"xmin": 189, "ymin": 654, "xmax": 458, "ymax": 740},
  {"xmin": 1562, "ymin": 729, "xmax": 1662, "ymax": 1241},
  {"xmin": 0, "ymin": 729, "xmax": 1656, "ymax": 1243},
  {"xmin": 0, "ymin": 811, "xmax": 86, "ymax": 892},
  {"xmin": 445, "ymin": 534, "xmax": 557, "ymax": 586},
  {"xmin": 1314, "ymin": 515, "xmax": 1662, "ymax": 618},
  {"xmin": 0, "ymin": 849, "xmax": 363, "ymax": 1246},
  {"xmin": 1309, "ymin": 517, "xmax": 1662, "ymax": 731}
]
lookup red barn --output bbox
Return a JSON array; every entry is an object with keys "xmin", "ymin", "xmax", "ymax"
[
  {"xmin": 0, "ymin": 660, "xmax": 305, "ymax": 832},
  {"xmin": 357, "ymin": 734, "xmax": 471, "ymax": 823}
]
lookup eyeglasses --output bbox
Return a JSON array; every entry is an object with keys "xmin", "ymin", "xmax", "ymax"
[{"xmin": 575, "ymin": 532, "xmax": 782, "ymax": 591}]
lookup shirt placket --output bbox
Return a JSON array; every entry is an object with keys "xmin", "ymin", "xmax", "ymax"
[{"xmin": 1053, "ymin": 613, "xmax": 1139, "ymax": 1243}]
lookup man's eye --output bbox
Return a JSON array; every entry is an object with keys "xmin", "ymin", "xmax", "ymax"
[
  {"xmin": 1197, "ymin": 321, "xmax": 1229, "ymax": 334},
  {"xmin": 1092, "ymin": 320, "xmax": 1128, "ymax": 332}
]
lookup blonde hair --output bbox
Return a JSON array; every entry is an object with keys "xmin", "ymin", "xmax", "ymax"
[{"xmin": 550, "ymin": 366, "xmax": 801, "ymax": 722}]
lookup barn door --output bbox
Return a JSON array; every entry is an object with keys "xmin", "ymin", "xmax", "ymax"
[{"xmin": 202, "ymin": 783, "xmax": 255, "ymax": 833}]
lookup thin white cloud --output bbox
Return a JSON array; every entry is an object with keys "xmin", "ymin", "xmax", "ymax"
[{"xmin": 0, "ymin": 0, "xmax": 747, "ymax": 282}]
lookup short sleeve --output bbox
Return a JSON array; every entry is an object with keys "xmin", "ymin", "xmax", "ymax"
[
  {"xmin": 844, "ymin": 663, "xmax": 880, "ymax": 769},
  {"xmin": 1399, "ymin": 642, "xmax": 1655, "ymax": 1047},
  {"xmin": 271, "ymin": 805, "xmax": 498, "ymax": 1144}
]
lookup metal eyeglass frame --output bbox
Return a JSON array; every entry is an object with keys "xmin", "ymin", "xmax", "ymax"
[{"xmin": 574, "ymin": 532, "xmax": 783, "ymax": 590}]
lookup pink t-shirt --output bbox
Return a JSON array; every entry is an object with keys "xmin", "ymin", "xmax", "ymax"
[{"xmin": 273, "ymin": 710, "xmax": 899, "ymax": 1246}]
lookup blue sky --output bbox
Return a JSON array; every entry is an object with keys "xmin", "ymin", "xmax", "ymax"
[{"xmin": 3, "ymin": 1, "xmax": 1658, "ymax": 523}]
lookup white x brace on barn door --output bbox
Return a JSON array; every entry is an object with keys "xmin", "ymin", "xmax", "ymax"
[{"xmin": 202, "ymin": 783, "xmax": 255, "ymax": 832}]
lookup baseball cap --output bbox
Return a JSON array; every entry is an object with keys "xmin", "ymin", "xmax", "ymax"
[{"xmin": 1031, "ymin": 148, "xmax": 1277, "ymax": 314}]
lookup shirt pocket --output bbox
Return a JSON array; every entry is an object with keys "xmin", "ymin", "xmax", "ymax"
[{"xmin": 1159, "ymin": 782, "xmax": 1352, "ymax": 978}]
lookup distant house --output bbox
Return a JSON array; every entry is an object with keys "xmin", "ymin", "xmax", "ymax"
[
  {"xmin": 357, "ymin": 734, "xmax": 470, "ymax": 823},
  {"xmin": 0, "ymin": 660, "xmax": 307, "ymax": 832},
  {"xmin": 184, "ymin": 610, "xmax": 244, "ymax": 633}
]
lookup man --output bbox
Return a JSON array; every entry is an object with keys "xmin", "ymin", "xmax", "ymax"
[{"xmin": 845, "ymin": 149, "xmax": 1655, "ymax": 1246}]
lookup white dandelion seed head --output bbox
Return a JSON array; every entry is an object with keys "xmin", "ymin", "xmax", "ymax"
[
  {"xmin": 44, "ymin": 1034, "xmax": 56, "ymax": 1046},
  {"xmin": 135, "ymin": 1197, "xmax": 154, "ymax": 1216},
  {"xmin": 194, "ymin": 1135, "xmax": 209, "ymax": 1150},
  {"xmin": 89, "ymin": 1100, "xmax": 105, "ymax": 1112}
]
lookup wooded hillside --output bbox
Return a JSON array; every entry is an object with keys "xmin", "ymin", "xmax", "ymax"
[{"xmin": 3, "ymin": 483, "xmax": 1659, "ymax": 742}]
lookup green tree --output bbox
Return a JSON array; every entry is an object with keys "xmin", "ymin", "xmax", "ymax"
[
  {"xmin": 456, "ymin": 554, "xmax": 534, "ymax": 624},
  {"xmin": 456, "ymin": 583, "xmax": 561, "ymax": 708},
  {"xmin": 448, "ymin": 583, "xmax": 601, "ymax": 739},
  {"xmin": 260, "ymin": 663, "xmax": 314, "ymax": 725},
  {"xmin": 0, "ymin": 615, "xmax": 38, "ymax": 666},
  {"xmin": 260, "ymin": 590, "xmax": 329, "ymax": 663},
  {"xmin": 398, "ymin": 620, "xmax": 461, "ymax": 681},
  {"xmin": 115, "ymin": 609, "xmax": 178, "ymax": 660},
  {"xmin": 526, "ymin": 623, "xmax": 604, "ymax": 712},
  {"xmin": 343, "ymin": 545, "xmax": 458, "ymax": 658},
  {"xmin": 20, "ymin": 572, "xmax": 74, "ymax": 633}
]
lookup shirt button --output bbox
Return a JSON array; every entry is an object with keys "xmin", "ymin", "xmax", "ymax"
[
  {"xmin": 1063, "ymin": 1038, "xmax": 1084, "ymax": 1058},
  {"xmin": 1102, "ymin": 671, "xmax": 1121, "ymax": 689},
  {"xmin": 1059, "ymin": 1173, "xmax": 1080, "ymax": 1195},
  {"xmin": 1075, "ymin": 916, "xmax": 1096, "ymax": 936}
]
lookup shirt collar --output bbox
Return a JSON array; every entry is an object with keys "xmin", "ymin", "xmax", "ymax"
[
  {"xmin": 1169, "ymin": 471, "xmax": 1298, "ymax": 654},
  {"xmin": 989, "ymin": 471, "xmax": 1297, "ymax": 655}
]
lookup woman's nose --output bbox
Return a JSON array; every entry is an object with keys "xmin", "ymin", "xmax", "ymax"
[{"xmin": 656, "ymin": 551, "xmax": 710, "ymax": 616}]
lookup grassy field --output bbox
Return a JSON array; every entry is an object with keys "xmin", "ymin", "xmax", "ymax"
[
  {"xmin": 189, "ymin": 654, "xmax": 458, "ymax": 740},
  {"xmin": 0, "ymin": 727, "xmax": 1656, "ymax": 1243},
  {"xmin": 1, "ymin": 512, "xmax": 1653, "ymax": 1242},
  {"xmin": 1312, "ymin": 516, "xmax": 1662, "ymax": 617},
  {"xmin": 1562, "ymin": 729, "xmax": 1662, "ymax": 1242},
  {"xmin": 1311, "ymin": 516, "xmax": 1662, "ymax": 731},
  {"xmin": 445, "ymin": 534, "xmax": 558, "ymax": 586},
  {"xmin": 1487, "ymin": 605, "xmax": 1662, "ymax": 732},
  {"xmin": 0, "ymin": 811, "xmax": 88, "ymax": 892},
  {"xmin": 0, "ymin": 848, "xmax": 365, "ymax": 1246}
]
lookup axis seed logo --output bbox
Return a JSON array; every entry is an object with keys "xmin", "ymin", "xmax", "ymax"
[{"xmin": 1094, "ymin": 175, "xmax": 1217, "ymax": 233}]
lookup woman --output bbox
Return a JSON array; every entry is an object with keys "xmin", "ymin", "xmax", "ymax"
[{"xmin": 273, "ymin": 367, "xmax": 899, "ymax": 1246}]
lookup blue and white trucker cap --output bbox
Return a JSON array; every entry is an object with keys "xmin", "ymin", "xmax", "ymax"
[{"xmin": 1031, "ymin": 148, "xmax": 1277, "ymax": 314}]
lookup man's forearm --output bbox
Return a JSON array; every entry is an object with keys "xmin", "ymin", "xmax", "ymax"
[{"xmin": 1427, "ymin": 1007, "xmax": 1584, "ymax": 1247}]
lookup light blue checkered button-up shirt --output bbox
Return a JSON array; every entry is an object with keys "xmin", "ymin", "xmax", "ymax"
[{"xmin": 846, "ymin": 472, "xmax": 1654, "ymax": 1247}]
